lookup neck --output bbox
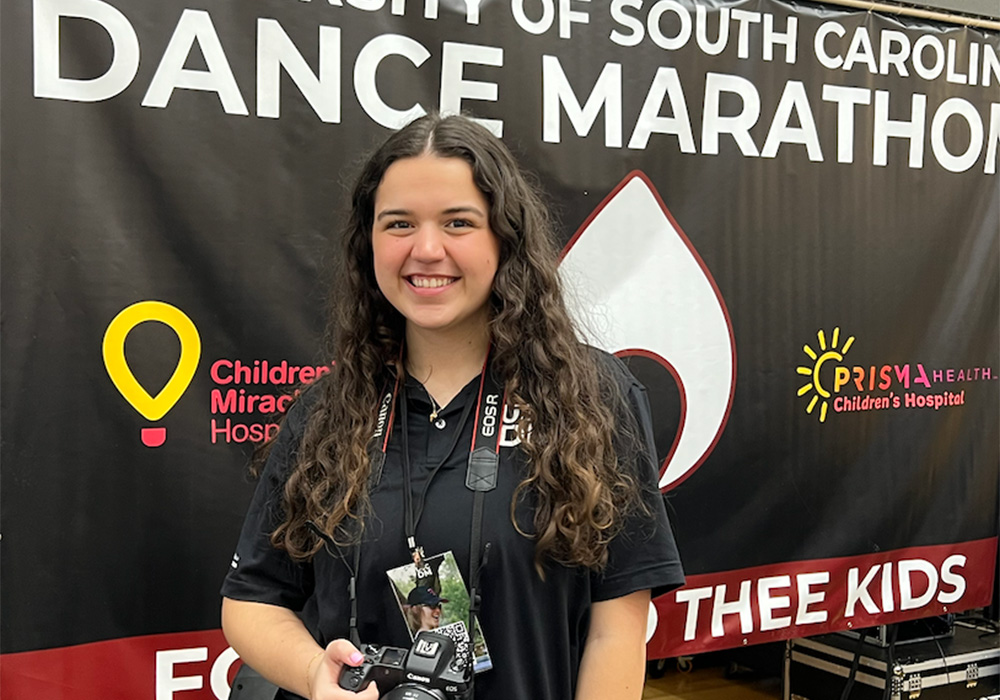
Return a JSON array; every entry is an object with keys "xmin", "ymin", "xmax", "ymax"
[{"xmin": 405, "ymin": 320, "xmax": 490, "ymax": 406}]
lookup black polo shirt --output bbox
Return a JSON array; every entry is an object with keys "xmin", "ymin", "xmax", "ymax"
[{"xmin": 222, "ymin": 350, "xmax": 685, "ymax": 700}]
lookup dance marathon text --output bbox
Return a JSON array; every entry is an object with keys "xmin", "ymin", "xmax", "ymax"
[{"xmin": 33, "ymin": 0, "xmax": 1000, "ymax": 172}]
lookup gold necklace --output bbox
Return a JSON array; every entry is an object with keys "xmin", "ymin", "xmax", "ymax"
[{"xmin": 428, "ymin": 394, "xmax": 442, "ymax": 423}]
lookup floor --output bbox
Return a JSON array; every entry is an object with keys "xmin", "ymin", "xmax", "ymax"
[{"xmin": 642, "ymin": 662, "xmax": 784, "ymax": 700}]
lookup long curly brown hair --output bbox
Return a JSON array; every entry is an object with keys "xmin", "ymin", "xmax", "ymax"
[{"xmin": 271, "ymin": 114, "xmax": 644, "ymax": 575}]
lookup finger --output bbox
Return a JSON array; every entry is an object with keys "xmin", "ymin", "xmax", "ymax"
[
  {"xmin": 359, "ymin": 681, "xmax": 380, "ymax": 698},
  {"xmin": 324, "ymin": 639, "xmax": 365, "ymax": 666}
]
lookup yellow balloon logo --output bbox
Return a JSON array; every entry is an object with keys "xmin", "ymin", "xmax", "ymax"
[{"xmin": 102, "ymin": 301, "xmax": 201, "ymax": 447}]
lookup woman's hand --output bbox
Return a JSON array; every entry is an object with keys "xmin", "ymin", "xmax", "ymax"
[
  {"xmin": 307, "ymin": 639, "xmax": 379, "ymax": 700},
  {"xmin": 221, "ymin": 599, "xmax": 379, "ymax": 699}
]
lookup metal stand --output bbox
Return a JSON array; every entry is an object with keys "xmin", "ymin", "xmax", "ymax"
[{"xmin": 783, "ymin": 639, "xmax": 792, "ymax": 700}]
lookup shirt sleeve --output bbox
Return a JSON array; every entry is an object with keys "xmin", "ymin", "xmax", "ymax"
[
  {"xmin": 590, "ymin": 353, "xmax": 686, "ymax": 602},
  {"xmin": 220, "ymin": 399, "xmax": 314, "ymax": 610}
]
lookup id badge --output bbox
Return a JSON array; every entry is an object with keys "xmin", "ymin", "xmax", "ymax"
[{"xmin": 386, "ymin": 550, "xmax": 493, "ymax": 674}]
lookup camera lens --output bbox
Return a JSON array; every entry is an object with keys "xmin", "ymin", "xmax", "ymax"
[{"xmin": 382, "ymin": 682, "xmax": 448, "ymax": 700}]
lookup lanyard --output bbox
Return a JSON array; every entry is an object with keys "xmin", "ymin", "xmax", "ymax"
[
  {"xmin": 378, "ymin": 351, "xmax": 504, "ymax": 690},
  {"xmin": 398, "ymin": 383, "xmax": 477, "ymax": 566},
  {"xmin": 382, "ymin": 351, "xmax": 504, "ymax": 568},
  {"xmin": 312, "ymin": 353, "xmax": 505, "ymax": 682}
]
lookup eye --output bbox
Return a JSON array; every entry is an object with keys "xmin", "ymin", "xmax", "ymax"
[
  {"xmin": 447, "ymin": 218, "xmax": 475, "ymax": 230},
  {"xmin": 384, "ymin": 220, "xmax": 413, "ymax": 232}
]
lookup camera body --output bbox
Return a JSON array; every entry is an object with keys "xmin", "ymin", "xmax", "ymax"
[{"xmin": 339, "ymin": 631, "xmax": 471, "ymax": 699}]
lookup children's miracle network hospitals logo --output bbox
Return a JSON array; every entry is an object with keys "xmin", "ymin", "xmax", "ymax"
[
  {"xmin": 103, "ymin": 300, "xmax": 329, "ymax": 448},
  {"xmin": 796, "ymin": 327, "xmax": 993, "ymax": 423},
  {"xmin": 103, "ymin": 301, "xmax": 201, "ymax": 447}
]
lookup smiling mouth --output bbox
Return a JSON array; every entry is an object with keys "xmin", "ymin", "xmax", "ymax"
[{"xmin": 407, "ymin": 275, "xmax": 457, "ymax": 289}]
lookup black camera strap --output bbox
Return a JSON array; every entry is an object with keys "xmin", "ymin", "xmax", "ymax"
[
  {"xmin": 368, "ymin": 374, "xmax": 401, "ymax": 488},
  {"xmin": 306, "ymin": 519, "xmax": 366, "ymax": 649},
  {"xmin": 464, "ymin": 361, "xmax": 504, "ymax": 698},
  {"xmin": 344, "ymin": 374, "xmax": 403, "ymax": 648},
  {"xmin": 308, "ymin": 372, "xmax": 401, "ymax": 648}
]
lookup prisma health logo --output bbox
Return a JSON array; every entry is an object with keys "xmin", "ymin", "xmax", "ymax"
[
  {"xmin": 796, "ymin": 327, "xmax": 983, "ymax": 422},
  {"xmin": 102, "ymin": 301, "xmax": 201, "ymax": 447},
  {"xmin": 796, "ymin": 327, "xmax": 854, "ymax": 423}
]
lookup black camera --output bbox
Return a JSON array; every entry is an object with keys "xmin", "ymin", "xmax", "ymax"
[{"xmin": 338, "ymin": 631, "xmax": 472, "ymax": 700}]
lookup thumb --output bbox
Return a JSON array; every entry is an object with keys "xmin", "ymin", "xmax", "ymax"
[
  {"xmin": 323, "ymin": 639, "xmax": 366, "ymax": 668},
  {"xmin": 323, "ymin": 641, "xmax": 379, "ymax": 698}
]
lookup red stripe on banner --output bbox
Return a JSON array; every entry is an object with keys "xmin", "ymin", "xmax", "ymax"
[
  {"xmin": 5, "ymin": 537, "xmax": 996, "ymax": 695},
  {"xmin": 1, "ymin": 629, "xmax": 240, "ymax": 700},
  {"xmin": 647, "ymin": 537, "xmax": 998, "ymax": 659}
]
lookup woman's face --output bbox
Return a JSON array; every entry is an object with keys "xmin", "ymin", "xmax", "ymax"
[
  {"xmin": 418, "ymin": 603, "xmax": 442, "ymax": 630},
  {"xmin": 372, "ymin": 155, "xmax": 500, "ymax": 338}
]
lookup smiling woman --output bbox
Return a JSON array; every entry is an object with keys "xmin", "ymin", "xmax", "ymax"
[{"xmin": 219, "ymin": 113, "xmax": 685, "ymax": 700}]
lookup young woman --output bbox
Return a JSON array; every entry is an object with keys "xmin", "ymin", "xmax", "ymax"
[{"xmin": 221, "ymin": 114, "xmax": 684, "ymax": 700}]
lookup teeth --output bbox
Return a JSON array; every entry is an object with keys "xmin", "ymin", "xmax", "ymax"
[{"xmin": 410, "ymin": 276, "xmax": 454, "ymax": 288}]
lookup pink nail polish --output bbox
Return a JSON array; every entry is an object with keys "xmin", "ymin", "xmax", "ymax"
[{"xmin": 349, "ymin": 652, "xmax": 364, "ymax": 665}]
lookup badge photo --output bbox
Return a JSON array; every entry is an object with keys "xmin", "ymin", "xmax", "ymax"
[{"xmin": 386, "ymin": 550, "xmax": 493, "ymax": 673}]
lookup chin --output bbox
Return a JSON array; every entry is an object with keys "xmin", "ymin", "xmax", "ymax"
[{"xmin": 406, "ymin": 315, "xmax": 461, "ymax": 332}]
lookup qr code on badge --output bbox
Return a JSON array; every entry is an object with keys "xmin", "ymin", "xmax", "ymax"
[{"xmin": 434, "ymin": 621, "xmax": 470, "ymax": 672}]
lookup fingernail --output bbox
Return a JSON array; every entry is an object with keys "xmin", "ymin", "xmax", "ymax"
[{"xmin": 350, "ymin": 652, "xmax": 364, "ymax": 665}]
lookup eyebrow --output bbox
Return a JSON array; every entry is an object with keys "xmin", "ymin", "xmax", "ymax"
[{"xmin": 375, "ymin": 205, "xmax": 486, "ymax": 221}]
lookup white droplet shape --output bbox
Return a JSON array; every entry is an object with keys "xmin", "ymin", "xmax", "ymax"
[
  {"xmin": 646, "ymin": 600, "xmax": 659, "ymax": 643},
  {"xmin": 560, "ymin": 172, "xmax": 736, "ymax": 490}
]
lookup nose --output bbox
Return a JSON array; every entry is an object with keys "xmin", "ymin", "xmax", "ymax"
[{"xmin": 410, "ymin": 225, "xmax": 446, "ymax": 262}]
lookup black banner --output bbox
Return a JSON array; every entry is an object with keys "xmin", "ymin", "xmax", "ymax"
[{"xmin": 2, "ymin": 0, "xmax": 997, "ymax": 696}]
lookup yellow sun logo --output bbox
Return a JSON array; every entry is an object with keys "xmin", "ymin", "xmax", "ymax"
[{"xmin": 797, "ymin": 328, "xmax": 854, "ymax": 423}]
